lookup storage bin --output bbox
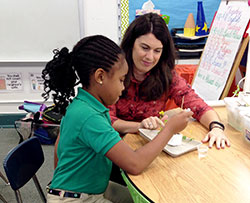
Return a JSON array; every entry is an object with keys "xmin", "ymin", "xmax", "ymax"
[
  {"xmin": 241, "ymin": 113, "xmax": 250, "ymax": 143},
  {"xmin": 14, "ymin": 120, "xmax": 60, "ymax": 144},
  {"xmin": 224, "ymin": 97, "xmax": 250, "ymax": 131}
]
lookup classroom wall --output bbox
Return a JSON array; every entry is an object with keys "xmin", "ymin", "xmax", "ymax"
[{"xmin": 0, "ymin": 0, "xmax": 119, "ymax": 114}]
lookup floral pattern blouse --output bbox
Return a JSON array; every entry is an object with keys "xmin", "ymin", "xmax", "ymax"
[{"xmin": 109, "ymin": 70, "xmax": 212, "ymax": 123}]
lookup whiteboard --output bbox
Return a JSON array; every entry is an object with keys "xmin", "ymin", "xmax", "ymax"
[
  {"xmin": 192, "ymin": 0, "xmax": 250, "ymax": 101},
  {"xmin": 0, "ymin": 0, "xmax": 81, "ymax": 62}
]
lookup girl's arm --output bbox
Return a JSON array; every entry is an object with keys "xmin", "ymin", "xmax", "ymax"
[{"xmin": 106, "ymin": 111, "xmax": 193, "ymax": 175}]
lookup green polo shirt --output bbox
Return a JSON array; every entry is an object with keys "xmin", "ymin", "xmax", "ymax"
[{"xmin": 50, "ymin": 88, "xmax": 121, "ymax": 194}]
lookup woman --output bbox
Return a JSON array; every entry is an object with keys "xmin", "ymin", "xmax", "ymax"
[{"xmin": 109, "ymin": 13, "xmax": 230, "ymax": 149}]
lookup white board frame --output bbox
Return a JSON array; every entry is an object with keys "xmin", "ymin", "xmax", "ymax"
[{"xmin": 0, "ymin": 0, "xmax": 81, "ymax": 62}]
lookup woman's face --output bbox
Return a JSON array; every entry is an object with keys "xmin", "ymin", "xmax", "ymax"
[{"xmin": 132, "ymin": 33, "xmax": 163, "ymax": 75}]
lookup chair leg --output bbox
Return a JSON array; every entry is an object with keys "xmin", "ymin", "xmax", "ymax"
[
  {"xmin": 0, "ymin": 171, "xmax": 9, "ymax": 185},
  {"xmin": 14, "ymin": 190, "xmax": 23, "ymax": 203},
  {"xmin": 32, "ymin": 175, "xmax": 46, "ymax": 203},
  {"xmin": 0, "ymin": 193, "xmax": 8, "ymax": 203}
]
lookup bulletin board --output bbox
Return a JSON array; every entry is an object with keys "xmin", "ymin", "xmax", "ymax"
[
  {"xmin": 0, "ymin": 0, "xmax": 81, "ymax": 62},
  {"xmin": 128, "ymin": 0, "xmax": 220, "ymax": 31},
  {"xmin": 192, "ymin": 0, "xmax": 250, "ymax": 101}
]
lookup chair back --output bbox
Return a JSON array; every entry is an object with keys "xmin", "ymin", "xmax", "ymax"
[
  {"xmin": 121, "ymin": 170, "xmax": 151, "ymax": 203},
  {"xmin": 3, "ymin": 137, "xmax": 46, "ymax": 202}
]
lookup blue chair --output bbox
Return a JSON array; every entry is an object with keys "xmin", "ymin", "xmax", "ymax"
[
  {"xmin": 121, "ymin": 170, "xmax": 152, "ymax": 203},
  {"xmin": 3, "ymin": 137, "xmax": 46, "ymax": 203}
]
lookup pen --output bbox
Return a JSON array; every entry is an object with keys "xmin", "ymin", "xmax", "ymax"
[{"xmin": 181, "ymin": 96, "xmax": 184, "ymax": 109}]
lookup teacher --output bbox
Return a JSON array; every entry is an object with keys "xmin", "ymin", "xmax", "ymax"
[{"xmin": 109, "ymin": 13, "xmax": 230, "ymax": 149}]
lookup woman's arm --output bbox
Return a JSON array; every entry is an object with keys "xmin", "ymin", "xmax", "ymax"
[
  {"xmin": 199, "ymin": 109, "xmax": 221, "ymax": 128},
  {"xmin": 199, "ymin": 109, "xmax": 230, "ymax": 149},
  {"xmin": 112, "ymin": 119, "xmax": 141, "ymax": 134},
  {"xmin": 169, "ymin": 73, "xmax": 230, "ymax": 149},
  {"xmin": 109, "ymin": 104, "xmax": 139, "ymax": 134},
  {"xmin": 113, "ymin": 114, "xmax": 168, "ymax": 134}
]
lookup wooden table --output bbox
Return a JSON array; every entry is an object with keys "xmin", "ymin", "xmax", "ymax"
[{"xmin": 123, "ymin": 107, "xmax": 250, "ymax": 203}]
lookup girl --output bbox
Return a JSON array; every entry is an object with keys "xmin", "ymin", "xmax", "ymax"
[{"xmin": 42, "ymin": 35, "xmax": 193, "ymax": 203}]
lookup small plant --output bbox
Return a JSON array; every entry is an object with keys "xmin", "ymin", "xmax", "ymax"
[
  {"xmin": 159, "ymin": 110, "xmax": 165, "ymax": 119},
  {"xmin": 182, "ymin": 135, "xmax": 193, "ymax": 142},
  {"xmin": 232, "ymin": 84, "xmax": 240, "ymax": 97},
  {"xmin": 158, "ymin": 110, "xmax": 168, "ymax": 132}
]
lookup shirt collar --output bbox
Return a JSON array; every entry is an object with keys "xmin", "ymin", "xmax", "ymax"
[
  {"xmin": 75, "ymin": 87, "xmax": 109, "ymax": 113},
  {"xmin": 131, "ymin": 71, "xmax": 151, "ymax": 84}
]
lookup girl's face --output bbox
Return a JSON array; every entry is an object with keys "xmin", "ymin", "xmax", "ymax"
[
  {"xmin": 101, "ymin": 56, "xmax": 128, "ymax": 106},
  {"xmin": 132, "ymin": 33, "xmax": 163, "ymax": 75}
]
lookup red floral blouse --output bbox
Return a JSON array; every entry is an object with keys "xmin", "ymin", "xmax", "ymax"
[{"xmin": 109, "ymin": 70, "xmax": 212, "ymax": 123}]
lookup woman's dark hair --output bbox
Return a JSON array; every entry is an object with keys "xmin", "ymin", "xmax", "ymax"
[
  {"xmin": 121, "ymin": 13, "xmax": 176, "ymax": 101},
  {"xmin": 42, "ymin": 35, "xmax": 122, "ymax": 115}
]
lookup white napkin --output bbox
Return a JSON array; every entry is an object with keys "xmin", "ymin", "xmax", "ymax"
[{"xmin": 167, "ymin": 133, "xmax": 183, "ymax": 146}]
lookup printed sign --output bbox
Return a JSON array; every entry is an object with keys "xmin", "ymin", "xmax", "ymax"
[
  {"xmin": 0, "ymin": 73, "xmax": 23, "ymax": 91},
  {"xmin": 29, "ymin": 73, "xmax": 44, "ymax": 91}
]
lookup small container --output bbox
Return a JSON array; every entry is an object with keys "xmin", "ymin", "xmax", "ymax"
[
  {"xmin": 224, "ymin": 97, "xmax": 250, "ymax": 131},
  {"xmin": 197, "ymin": 145, "xmax": 208, "ymax": 159},
  {"xmin": 241, "ymin": 113, "xmax": 250, "ymax": 144}
]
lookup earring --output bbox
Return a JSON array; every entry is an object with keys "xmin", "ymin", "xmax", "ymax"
[{"xmin": 99, "ymin": 81, "xmax": 103, "ymax": 85}]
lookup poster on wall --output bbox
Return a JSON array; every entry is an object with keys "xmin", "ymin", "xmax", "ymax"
[
  {"xmin": 29, "ymin": 73, "xmax": 44, "ymax": 92},
  {"xmin": 0, "ymin": 73, "xmax": 23, "ymax": 91},
  {"xmin": 128, "ymin": 0, "xmax": 220, "ymax": 31}
]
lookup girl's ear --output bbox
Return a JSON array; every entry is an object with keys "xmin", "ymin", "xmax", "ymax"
[{"xmin": 94, "ymin": 68, "xmax": 105, "ymax": 85}]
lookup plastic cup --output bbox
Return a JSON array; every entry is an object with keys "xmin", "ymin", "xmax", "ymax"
[{"xmin": 197, "ymin": 145, "xmax": 208, "ymax": 159}]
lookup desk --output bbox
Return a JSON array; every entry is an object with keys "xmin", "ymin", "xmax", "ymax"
[{"xmin": 123, "ymin": 107, "xmax": 250, "ymax": 203}]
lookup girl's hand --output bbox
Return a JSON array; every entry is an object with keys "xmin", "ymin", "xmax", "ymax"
[
  {"xmin": 139, "ymin": 116, "xmax": 166, "ymax": 130},
  {"xmin": 160, "ymin": 114, "xmax": 169, "ymax": 124},
  {"xmin": 202, "ymin": 128, "xmax": 230, "ymax": 149},
  {"xmin": 165, "ymin": 110, "xmax": 194, "ymax": 134}
]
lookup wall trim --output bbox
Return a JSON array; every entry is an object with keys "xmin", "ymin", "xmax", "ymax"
[{"xmin": 0, "ymin": 113, "xmax": 26, "ymax": 128}]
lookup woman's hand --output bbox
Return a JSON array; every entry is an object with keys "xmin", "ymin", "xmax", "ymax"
[
  {"xmin": 202, "ymin": 128, "xmax": 230, "ymax": 149},
  {"xmin": 139, "ymin": 115, "xmax": 168, "ymax": 130}
]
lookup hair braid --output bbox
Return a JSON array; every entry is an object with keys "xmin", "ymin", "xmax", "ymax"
[{"xmin": 42, "ymin": 35, "xmax": 122, "ymax": 115}]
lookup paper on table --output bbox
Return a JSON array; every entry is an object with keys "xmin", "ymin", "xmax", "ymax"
[
  {"xmin": 167, "ymin": 133, "xmax": 183, "ymax": 146},
  {"xmin": 138, "ymin": 128, "xmax": 202, "ymax": 157}
]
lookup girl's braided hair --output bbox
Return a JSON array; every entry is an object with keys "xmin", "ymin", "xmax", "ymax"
[{"xmin": 42, "ymin": 35, "xmax": 122, "ymax": 115}]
